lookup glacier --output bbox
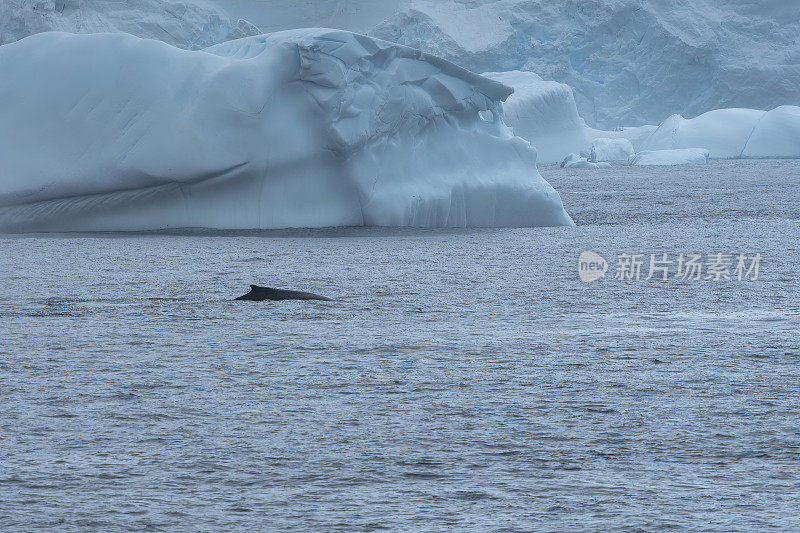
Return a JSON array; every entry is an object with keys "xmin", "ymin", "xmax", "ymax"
[
  {"xmin": 0, "ymin": 30, "xmax": 574, "ymax": 232},
  {"xmin": 0, "ymin": 0, "xmax": 260, "ymax": 49},
  {"xmin": 368, "ymin": 0, "xmax": 800, "ymax": 130}
]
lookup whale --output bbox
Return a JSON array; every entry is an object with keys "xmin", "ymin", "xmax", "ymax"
[{"xmin": 235, "ymin": 285, "xmax": 333, "ymax": 302}]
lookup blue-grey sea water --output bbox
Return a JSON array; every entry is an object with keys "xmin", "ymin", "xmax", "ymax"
[{"xmin": 1, "ymin": 160, "xmax": 799, "ymax": 531}]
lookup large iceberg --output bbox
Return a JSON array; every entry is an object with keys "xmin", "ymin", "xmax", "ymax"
[
  {"xmin": 641, "ymin": 106, "xmax": 800, "ymax": 159},
  {"xmin": 0, "ymin": 30, "xmax": 573, "ymax": 232}
]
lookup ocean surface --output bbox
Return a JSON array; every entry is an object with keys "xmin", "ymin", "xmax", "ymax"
[{"xmin": 1, "ymin": 160, "xmax": 799, "ymax": 531}]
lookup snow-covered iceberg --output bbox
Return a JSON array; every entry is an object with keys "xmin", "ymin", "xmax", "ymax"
[
  {"xmin": 641, "ymin": 107, "xmax": 800, "ymax": 159},
  {"xmin": 628, "ymin": 149, "xmax": 710, "ymax": 166},
  {"xmin": 0, "ymin": 30, "xmax": 573, "ymax": 232},
  {"xmin": 483, "ymin": 71, "xmax": 588, "ymax": 164}
]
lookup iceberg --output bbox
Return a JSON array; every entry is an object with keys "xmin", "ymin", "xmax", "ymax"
[
  {"xmin": 479, "ymin": 73, "xmax": 656, "ymax": 164},
  {"xmin": 641, "ymin": 106, "xmax": 800, "ymax": 159},
  {"xmin": 589, "ymin": 138, "xmax": 635, "ymax": 162},
  {"xmin": 741, "ymin": 106, "xmax": 800, "ymax": 159},
  {"xmin": 483, "ymin": 71, "xmax": 588, "ymax": 164},
  {"xmin": 560, "ymin": 154, "xmax": 611, "ymax": 169},
  {"xmin": 628, "ymin": 149, "xmax": 710, "ymax": 166},
  {"xmin": 0, "ymin": 30, "xmax": 573, "ymax": 232},
  {"xmin": 585, "ymin": 125, "xmax": 660, "ymax": 154}
]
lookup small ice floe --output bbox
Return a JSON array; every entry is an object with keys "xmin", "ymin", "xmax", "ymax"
[{"xmin": 627, "ymin": 148, "xmax": 710, "ymax": 166}]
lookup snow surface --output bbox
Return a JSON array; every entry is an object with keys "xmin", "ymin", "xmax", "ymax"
[
  {"xmin": 642, "ymin": 106, "xmax": 800, "ymax": 159},
  {"xmin": 0, "ymin": 0, "xmax": 260, "ymax": 49},
  {"xmin": 483, "ymin": 71, "xmax": 588, "ymax": 164},
  {"xmin": 590, "ymin": 138, "xmax": 635, "ymax": 162},
  {"xmin": 628, "ymin": 149, "xmax": 710, "ymax": 167},
  {"xmin": 0, "ymin": 30, "xmax": 573, "ymax": 232}
]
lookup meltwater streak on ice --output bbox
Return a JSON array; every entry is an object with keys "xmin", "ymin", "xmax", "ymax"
[
  {"xmin": 0, "ymin": 30, "xmax": 573, "ymax": 232},
  {"xmin": 1, "ymin": 160, "xmax": 799, "ymax": 531}
]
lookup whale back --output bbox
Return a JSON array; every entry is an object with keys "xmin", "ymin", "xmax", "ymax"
[{"xmin": 236, "ymin": 285, "xmax": 333, "ymax": 302}]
